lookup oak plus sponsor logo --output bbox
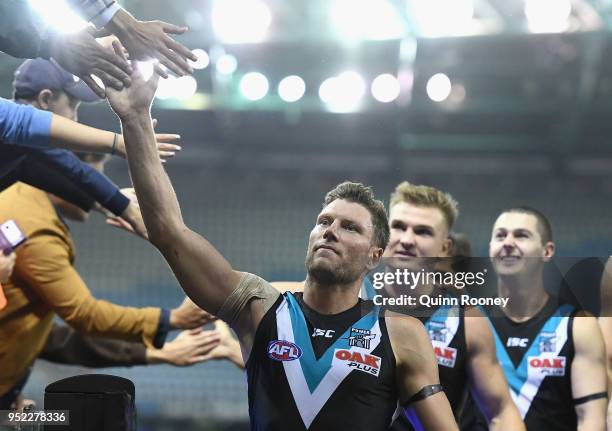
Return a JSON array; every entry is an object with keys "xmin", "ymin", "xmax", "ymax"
[
  {"xmin": 333, "ymin": 349, "xmax": 381, "ymax": 377},
  {"xmin": 267, "ymin": 340, "xmax": 302, "ymax": 362},
  {"xmin": 433, "ymin": 346, "xmax": 458, "ymax": 368},
  {"xmin": 528, "ymin": 356, "xmax": 566, "ymax": 376}
]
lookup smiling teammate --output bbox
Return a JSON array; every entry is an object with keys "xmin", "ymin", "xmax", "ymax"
[
  {"xmin": 462, "ymin": 207, "xmax": 607, "ymax": 430},
  {"xmin": 377, "ymin": 183, "xmax": 523, "ymax": 430}
]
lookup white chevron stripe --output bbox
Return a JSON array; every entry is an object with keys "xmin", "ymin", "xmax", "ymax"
[
  {"xmin": 511, "ymin": 317, "xmax": 569, "ymax": 419},
  {"xmin": 276, "ymin": 298, "xmax": 381, "ymax": 428}
]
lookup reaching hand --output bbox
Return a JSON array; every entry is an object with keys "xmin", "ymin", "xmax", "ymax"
[
  {"xmin": 11, "ymin": 394, "xmax": 36, "ymax": 412},
  {"xmin": 170, "ymin": 297, "xmax": 217, "ymax": 330},
  {"xmin": 106, "ymin": 41, "xmax": 159, "ymax": 119},
  {"xmin": 199, "ymin": 321, "xmax": 245, "ymax": 369},
  {"xmin": 103, "ymin": 9, "xmax": 196, "ymax": 77},
  {"xmin": 150, "ymin": 328, "xmax": 221, "ymax": 366},
  {"xmin": 50, "ymin": 27, "xmax": 132, "ymax": 98},
  {"xmin": 114, "ymin": 197, "xmax": 148, "ymax": 239},
  {"xmin": 113, "ymin": 120, "xmax": 181, "ymax": 160}
]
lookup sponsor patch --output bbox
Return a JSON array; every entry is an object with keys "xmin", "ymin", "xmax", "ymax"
[
  {"xmin": 528, "ymin": 356, "xmax": 566, "ymax": 376},
  {"xmin": 334, "ymin": 349, "xmax": 381, "ymax": 376},
  {"xmin": 267, "ymin": 340, "xmax": 302, "ymax": 361},
  {"xmin": 434, "ymin": 345, "xmax": 457, "ymax": 368}
]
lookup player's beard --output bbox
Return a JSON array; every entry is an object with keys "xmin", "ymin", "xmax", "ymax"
[{"xmin": 305, "ymin": 251, "xmax": 362, "ymax": 286}]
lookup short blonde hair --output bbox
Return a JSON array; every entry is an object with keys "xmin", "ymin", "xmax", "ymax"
[{"xmin": 389, "ymin": 181, "xmax": 459, "ymax": 231}]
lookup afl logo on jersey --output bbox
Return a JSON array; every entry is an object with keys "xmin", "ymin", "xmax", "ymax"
[{"xmin": 267, "ymin": 340, "xmax": 302, "ymax": 361}]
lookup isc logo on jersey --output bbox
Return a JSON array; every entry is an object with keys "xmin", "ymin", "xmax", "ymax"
[
  {"xmin": 333, "ymin": 349, "xmax": 381, "ymax": 377},
  {"xmin": 267, "ymin": 340, "xmax": 302, "ymax": 361},
  {"xmin": 528, "ymin": 356, "xmax": 566, "ymax": 376},
  {"xmin": 433, "ymin": 345, "xmax": 457, "ymax": 368}
]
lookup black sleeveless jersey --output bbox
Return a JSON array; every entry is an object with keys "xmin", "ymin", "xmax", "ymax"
[
  {"xmin": 461, "ymin": 297, "xmax": 577, "ymax": 431},
  {"xmin": 246, "ymin": 292, "xmax": 398, "ymax": 430},
  {"xmin": 387, "ymin": 298, "xmax": 468, "ymax": 431}
]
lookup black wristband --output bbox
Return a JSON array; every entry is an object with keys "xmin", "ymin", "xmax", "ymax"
[
  {"xmin": 406, "ymin": 384, "xmax": 444, "ymax": 404},
  {"xmin": 573, "ymin": 392, "xmax": 607, "ymax": 405}
]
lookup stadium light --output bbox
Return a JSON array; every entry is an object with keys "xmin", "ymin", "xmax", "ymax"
[
  {"xmin": 278, "ymin": 76, "xmax": 306, "ymax": 103},
  {"xmin": 155, "ymin": 76, "xmax": 197, "ymax": 100},
  {"xmin": 155, "ymin": 76, "xmax": 175, "ymax": 100},
  {"xmin": 330, "ymin": 0, "xmax": 404, "ymax": 41},
  {"xmin": 371, "ymin": 74, "xmax": 400, "ymax": 103},
  {"xmin": 174, "ymin": 76, "xmax": 198, "ymax": 100},
  {"xmin": 240, "ymin": 72, "xmax": 269, "ymax": 101},
  {"xmin": 189, "ymin": 49, "xmax": 210, "ymax": 70},
  {"xmin": 212, "ymin": 0, "xmax": 272, "ymax": 43},
  {"xmin": 426, "ymin": 73, "xmax": 452, "ymax": 102},
  {"xmin": 319, "ymin": 71, "xmax": 366, "ymax": 113},
  {"xmin": 28, "ymin": 0, "xmax": 87, "ymax": 33},
  {"xmin": 216, "ymin": 54, "xmax": 238, "ymax": 75},
  {"xmin": 409, "ymin": 0, "xmax": 474, "ymax": 37},
  {"xmin": 525, "ymin": 0, "xmax": 571, "ymax": 33}
]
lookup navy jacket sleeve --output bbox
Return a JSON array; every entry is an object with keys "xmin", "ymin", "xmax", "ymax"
[
  {"xmin": 19, "ymin": 156, "xmax": 96, "ymax": 212},
  {"xmin": 0, "ymin": 146, "xmax": 128, "ymax": 216},
  {"xmin": 28, "ymin": 148, "xmax": 129, "ymax": 216}
]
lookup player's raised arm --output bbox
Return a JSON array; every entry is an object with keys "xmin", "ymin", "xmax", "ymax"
[{"xmin": 105, "ymin": 47, "xmax": 241, "ymax": 316}]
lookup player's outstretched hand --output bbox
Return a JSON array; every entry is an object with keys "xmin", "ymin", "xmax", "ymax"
[
  {"xmin": 106, "ymin": 41, "xmax": 159, "ymax": 119},
  {"xmin": 102, "ymin": 9, "xmax": 196, "ymax": 77},
  {"xmin": 51, "ymin": 27, "xmax": 132, "ymax": 98}
]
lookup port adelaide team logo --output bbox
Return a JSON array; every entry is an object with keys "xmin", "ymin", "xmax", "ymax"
[
  {"xmin": 427, "ymin": 321, "xmax": 457, "ymax": 368},
  {"xmin": 427, "ymin": 321, "xmax": 448, "ymax": 343},
  {"xmin": 538, "ymin": 332, "xmax": 556, "ymax": 353},
  {"xmin": 267, "ymin": 340, "xmax": 303, "ymax": 361},
  {"xmin": 347, "ymin": 327, "xmax": 375, "ymax": 349}
]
